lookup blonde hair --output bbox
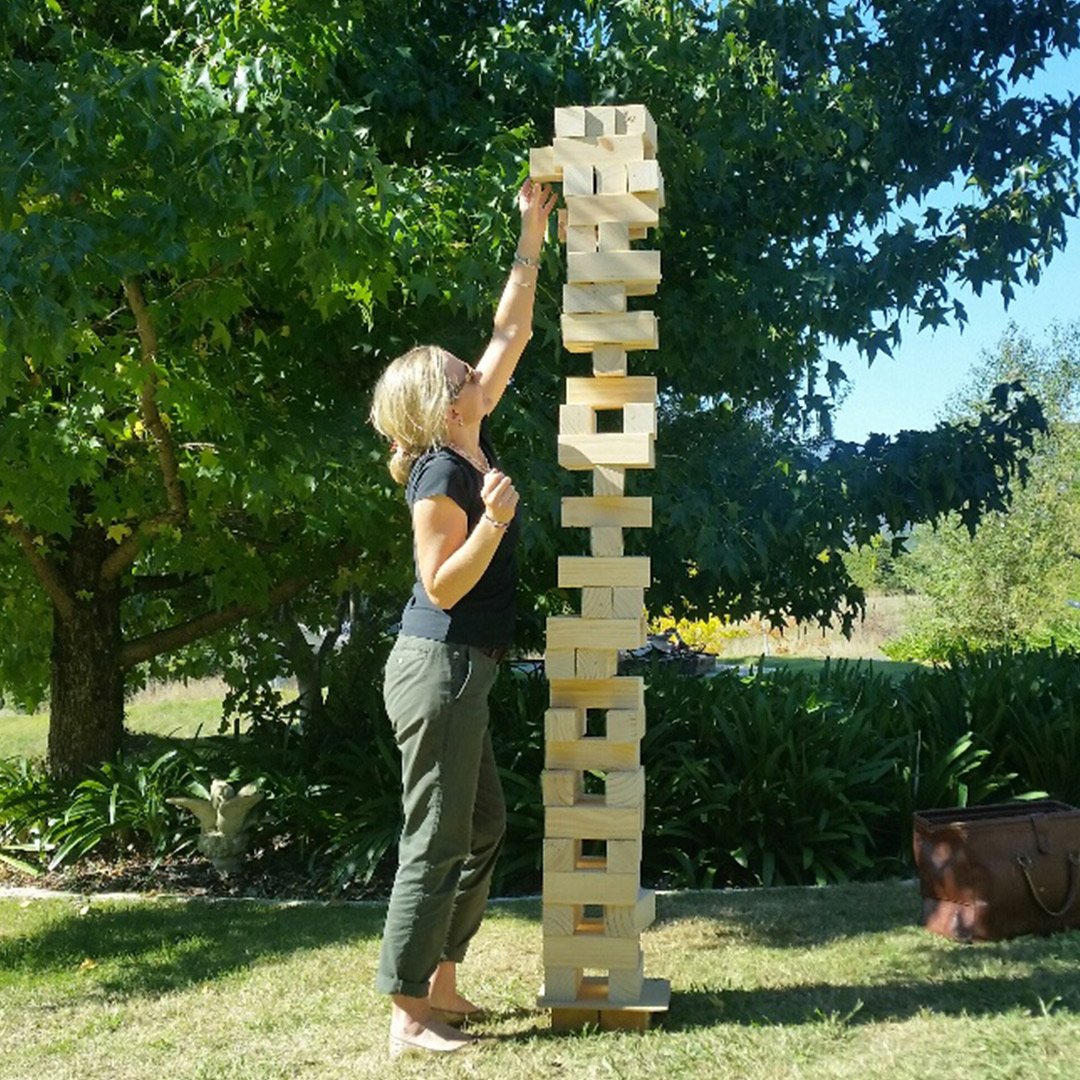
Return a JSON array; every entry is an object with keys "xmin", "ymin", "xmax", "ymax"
[{"xmin": 369, "ymin": 345, "xmax": 454, "ymax": 484}]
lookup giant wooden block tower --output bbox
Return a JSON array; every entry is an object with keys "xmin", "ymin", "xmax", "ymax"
[{"xmin": 530, "ymin": 104, "xmax": 671, "ymax": 1031}]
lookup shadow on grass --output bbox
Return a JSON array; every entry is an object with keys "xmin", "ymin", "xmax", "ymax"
[
  {"xmin": 0, "ymin": 900, "xmax": 384, "ymax": 999},
  {"xmin": 664, "ymin": 960, "xmax": 1080, "ymax": 1030},
  {"xmin": 652, "ymin": 880, "xmax": 921, "ymax": 947}
]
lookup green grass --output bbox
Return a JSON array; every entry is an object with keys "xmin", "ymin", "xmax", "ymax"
[
  {"xmin": 0, "ymin": 696, "xmax": 228, "ymax": 762},
  {"xmin": 2, "ymin": 881, "xmax": 1078, "ymax": 1079}
]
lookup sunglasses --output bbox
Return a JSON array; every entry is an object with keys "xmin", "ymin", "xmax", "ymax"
[{"xmin": 447, "ymin": 363, "xmax": 480, "ymax": 400}]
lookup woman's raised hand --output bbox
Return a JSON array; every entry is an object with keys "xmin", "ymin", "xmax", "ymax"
[
  {"xmin": 481, "ymin": 469, "xmax": 519, "ymax": 526},
  {"xmin": 517, "ymin": 180, "xmax": 558, "ymax": 246}
]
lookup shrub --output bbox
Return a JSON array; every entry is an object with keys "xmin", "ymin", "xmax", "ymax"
[
  {"xmin": 644, "ymin": 660, "xmax": 899, "ymax": 887},
  {"xmin": 3, "ymin": 645, "xmax": 1078, "ymax": 893}
]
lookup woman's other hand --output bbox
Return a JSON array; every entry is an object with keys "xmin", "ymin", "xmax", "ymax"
[{"xmin": 481, "ymin": 469, "xmax": 518, "ymax": 526}]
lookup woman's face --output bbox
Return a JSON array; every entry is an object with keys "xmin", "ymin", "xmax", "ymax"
[{"xmin": 444, "ymin": 353, "xmax": 491, "ymax": 424}]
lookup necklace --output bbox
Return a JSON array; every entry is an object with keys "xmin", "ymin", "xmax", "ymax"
[{"xmin": 448, "ymin": 442, "xmax": 490, "ymax": 474}]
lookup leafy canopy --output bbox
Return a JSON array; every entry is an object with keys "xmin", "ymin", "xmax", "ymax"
[{"xmin": 0, "ymin": 0, "xmax": 1078, "ymax": 709}]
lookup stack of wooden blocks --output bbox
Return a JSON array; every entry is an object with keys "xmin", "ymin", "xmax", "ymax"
[{"xmin": 530, "ymin": 104, "xmax": 671, "ymax": 1032}]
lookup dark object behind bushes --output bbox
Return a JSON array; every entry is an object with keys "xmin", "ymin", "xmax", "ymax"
[{"xmin": 3, "ymin": 645, "xmax": 1079, "ymax": 893}]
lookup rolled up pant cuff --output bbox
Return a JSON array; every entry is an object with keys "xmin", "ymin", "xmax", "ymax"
[{"xmin": 374, "ymin": 974, "xmax": 430, "ymax": 998}]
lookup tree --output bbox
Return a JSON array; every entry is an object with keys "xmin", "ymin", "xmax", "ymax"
[
  {"xmin": 887, "ymin": 322, "xmax": 1080, "ymax": 658},
  {"xmin": 1, "ymin": 0, "xmax": 1078, "ymax": 775}
]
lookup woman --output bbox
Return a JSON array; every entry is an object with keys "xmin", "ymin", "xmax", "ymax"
[{"xmin": 369, "ymin": 178, "xmax": 557, "ymax": 1057}]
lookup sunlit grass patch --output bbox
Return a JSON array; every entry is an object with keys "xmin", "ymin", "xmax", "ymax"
[{"xmin": 2, "ymin": 883, "xmax": 1079, "ymax": 1080}]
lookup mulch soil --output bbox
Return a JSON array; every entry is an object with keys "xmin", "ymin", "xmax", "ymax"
[{"xmin": 0, "ymin": 845, "xmax": 395, "ymax": 903}]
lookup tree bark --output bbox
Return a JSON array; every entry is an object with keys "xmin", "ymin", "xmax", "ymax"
[{"xmin": 47, "ymin": 527, "xmax": 125, "ymax": 780}]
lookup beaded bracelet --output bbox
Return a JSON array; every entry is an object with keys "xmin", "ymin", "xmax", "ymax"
[
  {"xmin": 483, "ymin": 513, "xmax": 511, "ymax": 529},
  {"xmin": 512, "ymin": 252, "xmax": 541, "ymax": 269}
]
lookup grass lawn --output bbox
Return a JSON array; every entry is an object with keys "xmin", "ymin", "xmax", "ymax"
[
  {"xmin": 1, "ymin": 881, "xmax": 1078, "ymax": 1080},
  {"xmin": 0, "ymin": 692, "xmax": 232, "ymax": 762}
]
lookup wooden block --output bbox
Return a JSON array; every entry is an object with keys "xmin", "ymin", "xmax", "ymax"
[
  {"xmin": 559, "ymin": 433, "xmax": 654, "ymax": 470},
  {"xmin": 542, "ymin": 769, "xmax": 583, "ymax": 807},
  {"xmin": 628, "ymin": 225, "xmax": 649, "ymax": 241},
  {"xmin": 543, "ymin": 869, "xmax": 641, "ymax": 905},
  {"xmin": 593, "ymin": 346, "xmax": 627, "ymax": 376},
  {"xmin": 545, "ymin": 707, "xmax": 586, "ymax": 742},
  {"xmin": 545, "ymin": 935, "xmax": 642, "ymax": 971},
  {"xmin": 544, "ymin": 967, "xmax": 585, "ymax": 1002},
  {"xmin": 600, "ymin": 1008, "xmax": 650, "ymax": 1031},
  {"xmin": 619, "ymin": 105, "xmax": 658, "ymax": 154},
  {"xmin": 585, "ymin": 105, "xmax": 619, "ymax": 135},
  {"xmin": 626, "ymin": 159, "xmax": 663, "ymax": 194},
  {"xmin": 598, "ymin": 163, "xmax": 629, "ymax": 194},
  {"xmin": 608, "ymin": 953, "xmax": 646, "ymax": 1005},
  {"xmin": 563, "ymin": 164, "xmax": 596, "ymax": 197},
  {"xmin": 546, "ymin": 617, "xmax": 644, "ymax": 651},
  {"xmin": 575, "ymin": 853, "xmax": 606, "ymax": 872},
  {"xmin": 607, "ymin": 841, "xmax": 644, "ymax": 875},
  {"xmin": 612, "ymin": 587, "xmax": 645, "ymax": 618},
  {"xmin": 567, "ymin": 376, "xmax": 657, "ymax": 407},
  {"xmin": 554, "ymin": 105, "xmax": 587, "ymax": 137},
  {"xmin": 545, "ymin": 803, "xmax": 643, "ymax": 841},
  {"xmin": 530, "ymin": 144, "xmax": 561, "ymax": 182},
  {"xmin": 544, "ymin": 837, "xmax": 581, "ymax": 873},
  {"xmin": 552, "ymin": 134, "xmax": 651, "ymax": 169},
  {"xmin": 545, "ymin": 648, "xmax": 577, "ymax": 680},
  {"xmin": 562, "ymin": 312, "xmax": 658, "ymax": 353},
  {"xmin": 624, "ymin": 402, "xmax": 656, "ymax": 435},
  {"xmin": 607, "ymin": 710, "xmax": 645, "ymax": 742},
  {"xmin": 541, "ymin": 974, "xmax": 669, "ymax": 1013},
  {"xmin": 605, "ymin": 889, "xmax": 656, "ymax": 938},
  {"xmin": 598, "ymin": 221, "xmax": 631, "ymax": 252},
  {"xmin": 559, "ymin": 403, "xmax": 594, "ymax": 435},
  {"xmin": 564, "ymin": 283, "xmax": 626, "ymax": 313},
  {"xmin": 606, "ymin": 767, "xmax": 646, "ymax": 807},
  {"xmin": 558, "ymin": 557, "xmax": 650, "ymax": 588},
  {"xmin": 550, "ymin": 1006, "xmax": 599, "ymax": 1031},
  {"xmin": 562, "ymin": 496, "xmax": 652, "ymax": 529},
  {"xmin": 566, "ymin": 251, "xmax": 661, "ymax": 286},
  {"xmin": 566, "ymin": 225, "xmax": 599, "ymax": 253},
  {"xmin": 592, "ymin": 466, "xmax": 625, "ymax": 496},
  {"xmin": 546, "ymin": 738, "xmax": 640, "ymax": 771},
  {"xmin": 543, "ymin": 903, "xmax": 581, "ymax": 937},
  {"xmin": 567, "ymin": 193, "xmax": 660, "ymax": 227},
  {"xmin": 580, "ymin": 587, "xmax": 613, "ymax": 618},
  {"xmin": 591, "ymin": 527, "xmax": 625, "ymax": 557},
  {"xmin": 576, "ymin": 649, "xmax": 619, "ymax": 680}
]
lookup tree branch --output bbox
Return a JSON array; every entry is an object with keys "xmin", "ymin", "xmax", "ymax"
[
  {"xmin": 2, "ymin": 515, "xmax": 76, "ymax": 622},
  {"xmin": 99, "ymin": 513, "xmax": 183, "ymax": 584},
  {"xmin": 118, "ymin": 545, "xmax": 359, "ymax": 669},
  {"xmin": 122, "ymin": 276, "xmax": 188, "ymax": 523}
]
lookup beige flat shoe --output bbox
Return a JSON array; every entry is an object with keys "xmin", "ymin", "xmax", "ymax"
[{"xmin": 388, "ymin": 1028, "xmax": 474, "ymax": 1059}]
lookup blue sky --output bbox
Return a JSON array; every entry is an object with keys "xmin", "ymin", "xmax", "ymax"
[{"xmin": 830, "ymin": 52, "xmax": 1080, "ymax": 443}]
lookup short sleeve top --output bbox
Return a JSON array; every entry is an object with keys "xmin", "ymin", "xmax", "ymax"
[{"xmin": 399, "ymin": 419, "xmax": 520, "ymax": 646}]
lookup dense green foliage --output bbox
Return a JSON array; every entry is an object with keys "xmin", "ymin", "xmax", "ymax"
[
  {"xmin": 887, "ymin": 322, "xmax": 1080, "ymax": 659},
  {"xmin": 2, "ymin": 0, "xmax": 1079, "ymax": 774},
  {"xmin": 5, "ymin": 645, "xmax": 1079, "ymax": 892}
]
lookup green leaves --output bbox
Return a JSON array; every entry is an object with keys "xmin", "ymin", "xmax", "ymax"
[{"xmin": 2, "ymin": 0, "xmax": 1079, "ymax": 747}]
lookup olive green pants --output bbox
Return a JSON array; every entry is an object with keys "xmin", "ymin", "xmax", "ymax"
[{"xmin": 375, "ymin": 634, "xmax": 506, "ymax": 998}]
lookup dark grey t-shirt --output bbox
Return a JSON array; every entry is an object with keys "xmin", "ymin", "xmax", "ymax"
[{"xmin": 400, "ymin": 421, "xmax": 520, "ymax": 646}]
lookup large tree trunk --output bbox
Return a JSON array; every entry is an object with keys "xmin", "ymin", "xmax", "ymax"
[{"xmin": 47, "ymin": 528, "xmax": 125, "ymax": 780}]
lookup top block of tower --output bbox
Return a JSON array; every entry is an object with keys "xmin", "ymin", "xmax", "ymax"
[{"xmin": 531, "ymin": 105, "xmax": 659, "ymax": 184}]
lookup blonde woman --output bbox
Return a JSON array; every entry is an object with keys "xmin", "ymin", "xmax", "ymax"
[{"xmin": 369, "ymin": 179, "xmax": 557, "ymax": 1057}]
